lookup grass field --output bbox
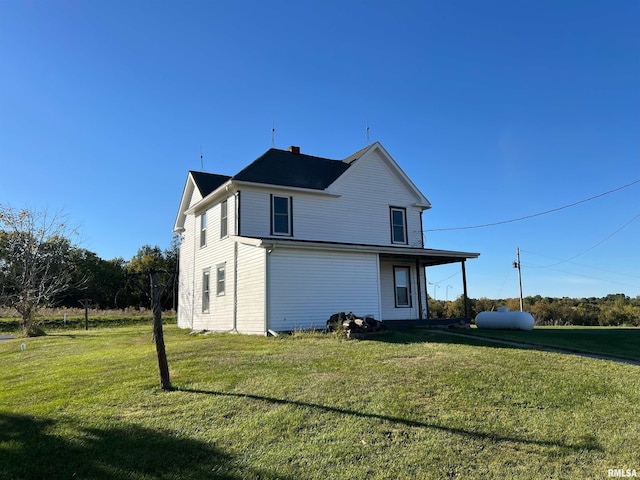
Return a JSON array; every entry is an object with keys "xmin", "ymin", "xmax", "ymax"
[
  {"xmin": 0, "ymin": 308, "xmax": 175, "ymax": 333},
  {"xmin": 1, "ymin": 325, "xmax": 639, "ymax": 479},
  {"xmin": 464, "ymin": 326, "xmax": 640, "ymax": 362}
]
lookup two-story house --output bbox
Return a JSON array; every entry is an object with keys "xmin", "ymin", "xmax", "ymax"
[{"xmin": 174, "ymin": 142, "xmax": 479, "ymax": 334}]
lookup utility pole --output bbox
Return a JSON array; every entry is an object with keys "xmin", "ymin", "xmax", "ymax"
[{"xmin": 513, "ymin": 247, "xmax": 524, "ymax": 312}]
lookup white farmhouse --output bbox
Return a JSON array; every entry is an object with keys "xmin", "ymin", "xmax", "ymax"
[{"xmin": 174, "ymin": 142, "xmax": 479, "ymax": 334}]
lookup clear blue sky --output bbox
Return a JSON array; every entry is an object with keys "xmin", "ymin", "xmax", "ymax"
[{"xmin": 1, "ymin": 0, "xmax": 638, "ymax": 300}]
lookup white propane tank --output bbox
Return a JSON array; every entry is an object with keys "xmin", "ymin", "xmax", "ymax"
[{"xmin": 475, "ymin": 306, "xmax": 535, "ymax": 331}]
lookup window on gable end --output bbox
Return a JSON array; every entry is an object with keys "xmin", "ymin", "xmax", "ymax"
[
  {"xmin": 272, "ymin": 195, "xmax": 292, "ymax": 236},
  {"xmin": 390, "ymin": 207, "xmax": 407, "ymax": 244},
  {"xmin": 220, "ymin": 199, "xmax": 228, "ymax": 238},
  {"xmin": 200, "ymin": 211, "xmax": 207, "ymax": 247}
]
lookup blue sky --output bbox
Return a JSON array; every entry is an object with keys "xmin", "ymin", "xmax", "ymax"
[{"xmin": 1, "ymin": 0, "xmax": 638, "ymax": 300}]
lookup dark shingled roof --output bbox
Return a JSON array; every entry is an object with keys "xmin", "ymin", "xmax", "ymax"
[
  {"xmin": 190, "ymin": 171, "xmax": 231, "ymax": 197},
  {"xmin": 232, "ymin": 148, "xmax": 351, "ymax": 190}
]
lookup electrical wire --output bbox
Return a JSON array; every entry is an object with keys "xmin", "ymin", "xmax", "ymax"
[
  {"xmin": 522, "ymin": 211, "xmax": 640, "ymax": 269},
  {"xmin": 423, "ymin": 178, "xmax": 640, "ymax": 232}
]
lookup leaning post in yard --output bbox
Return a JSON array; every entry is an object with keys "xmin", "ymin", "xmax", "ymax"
[
  {"xmin": 151, "ymin": 271, "xmax": 171, "ymax": 390},
  {"xmin": 78, "ymin": 299, "xmax": 91, "ymax": 330}
]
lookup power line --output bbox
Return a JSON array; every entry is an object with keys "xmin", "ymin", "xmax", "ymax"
[
  {"xmin": 522, "ymin": 211, "xmax": 640, "ymax": 270},
  {"xmin": 521, "ymin": 263, "xmax": 640, "ymax": 291},
  {"xmin": 423, "ymin": 178, "xmax": 640, "ymax": 232}
]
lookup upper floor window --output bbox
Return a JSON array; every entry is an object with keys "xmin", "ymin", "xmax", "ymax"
[
  {"xmin": 200, "ymin": 211, "xmax": 207, "ymax": 247},
  {"xmin": 390, "ymin": 207, "xmax": 407, "ymax": 244},
  {"xmin": 220, "ymin": 199, "xmax": 228, "ymax": 238},
  {"xmin": 272, "ymin": 195, "xmax": 292, "ymax": 236}
]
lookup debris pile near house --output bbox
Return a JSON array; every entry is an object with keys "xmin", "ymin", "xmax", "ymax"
[{"xmin": 326, "ymin": 312, "xmax": 387, "ymax": 338}]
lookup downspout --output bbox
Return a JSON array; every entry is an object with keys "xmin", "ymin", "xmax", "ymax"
[
  {"xmin": 191, "ymin": 217, "xmax": 196, "ymax": 329},
  {"xmin": 232, "ymin": 240, "xmax": 238, "ymax": 333},
  {"xmin": 265, "ymin": 246, "xmax": 272, "ymax": 335}
]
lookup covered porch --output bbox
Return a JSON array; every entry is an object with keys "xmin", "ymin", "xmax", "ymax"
[{"xmin": 378, "ymin": 247, "xmax": 479, "ymax": 327}]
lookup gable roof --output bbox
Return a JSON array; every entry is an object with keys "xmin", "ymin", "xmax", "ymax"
[
  {"xmin": 175, "ymin": 143, "xmax": 432, "ymax": 232},
  {"xmin": 232, "ymin": 148, "xmax": 350, "ymax": 190},
  {"xmin": 190, "ymin": 171, "xmax": 231, "ymax": 197}
]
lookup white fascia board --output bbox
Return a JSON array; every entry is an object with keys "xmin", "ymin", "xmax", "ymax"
[
  {"xmin": 229, "ymin": 235, "xmax": 264, "ymax": 247},
  {"xmin": 252, "ymin": 238, "xmax": 479, "ymax": 260},
  {"xmin": 184, "ymin": 179, "xmax": 234, "ymax": 215},
  {"xmin": 232, "ymin": 180, "xmax": 341, "ymax": 197},
  {"xmin": 174, "ymin": 174, "xmax": 196, "ymax": 232}
]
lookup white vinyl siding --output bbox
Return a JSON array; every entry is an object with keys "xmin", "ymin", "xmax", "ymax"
[
  {"xmin": 236, "ymin": 244, "xmax": 267, "ymax": 334},
  {"xmin": 268, "ymin": 249, "xmax": 380, "ymax": 331},
  {"xmin": 380, "ymin": 261, "xmax": 419, "ymax": 320},
  {"xmin": 178, "ymin": 193, "xmax": 238, "ymax": 332},
  {"xmin": 238, "ymin": 149, "xmax": 423, "ymax": 246}
]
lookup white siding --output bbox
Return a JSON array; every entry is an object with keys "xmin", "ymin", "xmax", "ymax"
[
  {"xmin": 268, "ymin": 249, "xmax": 380, "ymax": 331},
  {"xmin": 178, "ymin": 194, "xmax": 239, "ymax": 331},
  {"xmin": 379, "ymin": 260, "xmax": 420, "ymax": 320},
  {"xmin": 238, "ymin": 149, "xmax": 424, "ymax": 247},
  {"xmin": 177, "ymin": 213, "xmax": 196, "ymax": 328},
  {"xmin": 236, "ymin": 243, "xmax": 266, "ymax": 334}
]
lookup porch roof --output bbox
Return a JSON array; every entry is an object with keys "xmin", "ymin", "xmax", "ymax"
[{"xmin": 230, "ymin": 236, "xmax": 479, "ymax": 267}]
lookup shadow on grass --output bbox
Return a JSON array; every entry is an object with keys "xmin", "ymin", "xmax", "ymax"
[
  {"xmin": 0, "ymin": 413, "xmax": 290, "ymax": 480},
  {"xmin": 178, "ymin": 388, "xmax": 601, "ymax": 454}
]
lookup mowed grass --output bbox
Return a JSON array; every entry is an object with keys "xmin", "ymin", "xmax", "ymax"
[
  {"xmin": 464, "ymin": 326, "xmax": 640, "ymax": 362},
  {"xmin": 1, "ymin": 326, "xmax": 639, "ymax": 479}
]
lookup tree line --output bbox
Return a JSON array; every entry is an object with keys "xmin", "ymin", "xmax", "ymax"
[
  {"xmin": 0, "ymin": 205, "xmax": 177, "ymax": 335},
  {"xmin": 428, "ymin": 293, "xmax": 640, "ymax": 326}
]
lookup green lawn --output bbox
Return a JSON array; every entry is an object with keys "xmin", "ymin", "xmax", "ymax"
[
  {"xmin": 1, "ymin": 325, "xmax": 639, "ymax": 479},
  {"xmin": 463, "ymin": 326, "xmax": 640, "ymax": 362}
]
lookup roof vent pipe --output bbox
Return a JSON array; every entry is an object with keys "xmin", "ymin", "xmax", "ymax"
[{"xmin": 288, "ymin": 146, "xmax": 300, "ymax": 154}]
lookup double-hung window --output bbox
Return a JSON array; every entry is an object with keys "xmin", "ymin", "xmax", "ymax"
[
  {"xmin": 216, "ymin": 264, "xmax": 225, "ymax": 296},
  {"xmin": 200, "ymin": 211, "xmax": 207, "ymax": 247},
  {"xmin": 272, "ymin": 195, "xmax": 292, "ymax": 236},
  {"xmin": 220, "ymin": 199, "xmax": 228, "ymax": 238},
  {"xmin": 390, "ymin": 207, "xmax": 407, "ymax": 244},
  {"xmin": 393, "ymin": 266, "xmax": 411, "ymax": 307},
  {"xmin": 202, "ymin": 269, "xmax": 210, "ymax": 313}
]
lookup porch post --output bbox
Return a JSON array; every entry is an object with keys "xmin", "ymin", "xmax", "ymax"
[
  {"xmin": 416, "ymin": 259, "xmax": 423, "ymax": 320},
  {"xmin": 461, "ymin": 260, "xmax": 469, "ymax": 319}
]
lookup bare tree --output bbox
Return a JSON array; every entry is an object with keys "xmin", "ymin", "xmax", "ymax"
[{"xmin": 0, "ymin": 205, "xmax": 80, "ymax": 336}]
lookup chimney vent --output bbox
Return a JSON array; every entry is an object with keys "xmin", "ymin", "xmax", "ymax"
[{"xmin": 288, "ymin": 146, "xmax": 300, "ymax": 155}]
